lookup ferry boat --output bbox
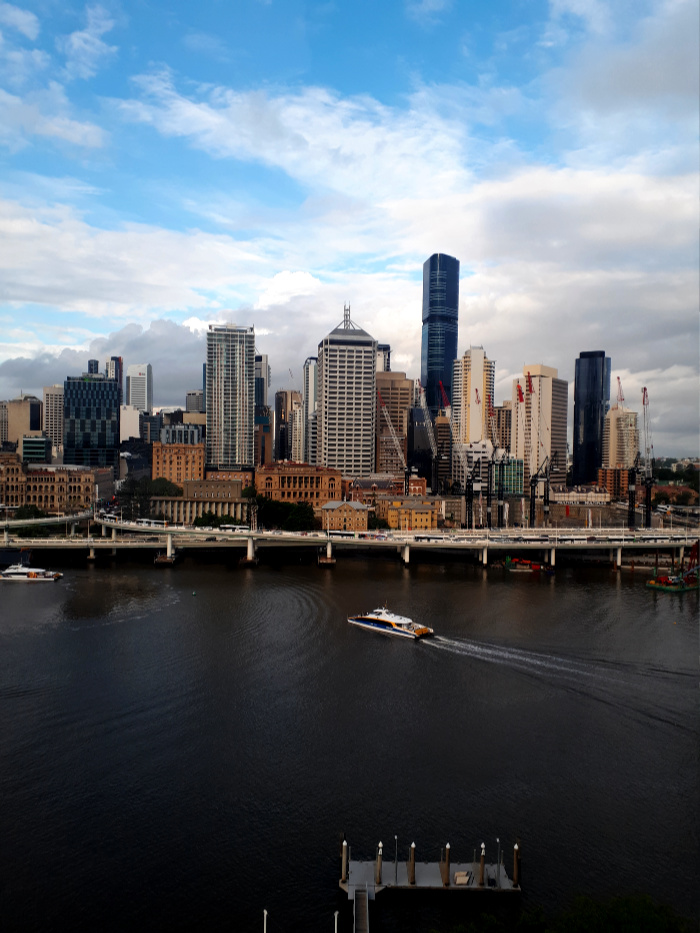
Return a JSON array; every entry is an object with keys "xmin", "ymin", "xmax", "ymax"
[
  {"xmin": 347, "ymin": 607, "xmax": 434, "ymax": 640},
  {"xmin": 0, "ymin": 564, "xmax": 63, "ymax": 582}
]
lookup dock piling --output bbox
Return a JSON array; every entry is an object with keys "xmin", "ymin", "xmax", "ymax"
[
  {"xmin": 478, "ymin": 843, "xmax": 486, "ymax": 887},
  {"xmin": 408, "ymin": 842, "xmax": 416, "ymax": 885},
  {"xmin": 513, "ymin": 843, "xmax": 520, "ymax": 887},
  {"xmin": 444, "ymin": 842, "xmax": 451, "ymax": 886},
  {"xmin": 341, "ymin": 840, "xmax": 348, "ymax": 883},
  {"xmin": 375, "ymin": 842, "xmax": 383, "ymax": 885}
]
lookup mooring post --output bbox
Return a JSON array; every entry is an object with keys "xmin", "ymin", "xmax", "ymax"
[
  {"xmin": 341, "ymin": 840, "xmax": 348, "ymax": 883},
  {"xmin": 444, "ymin": 842, "xmax": 451, "ymax": 886},
  {"xmin": 513, "ymin": 843, "xmax": 520, "ymax": 887},
  {"xmin": 408, "ymin": 842, "xmax": 416, "ymax": 885},
  {"xmin": 334, "ymin": 910, "xmax": 338, "ymax": 933},
  {"xmin": 375, "ymin": 842, "xmax": 383, "ymax": 885},
  {"xmin": 478, "ymin": 843, "xmax": 486, "ymax": 887},
  {"xmin": 263, "ymin": 909, "xmax": 267, "ymax": 932},
  {"xmin": 496, "ymin": 837, "xmax": 501, "ymax": 888}
]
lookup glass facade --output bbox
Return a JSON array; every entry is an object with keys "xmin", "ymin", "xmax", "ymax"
[
  {"xmin": 63, "ymin": 375, "xmax": 120, "ymax": 469},
  {"xmin": 572, "ymin": 351, "xmax": 611, "ymax": 485},
  {"xmin": 420, "ymin": 253, "xmax": 460, "ymax": 415}
]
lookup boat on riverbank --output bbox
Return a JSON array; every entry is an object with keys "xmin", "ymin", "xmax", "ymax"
[
  {"xmin": 1, "ymin": 564, "xmax": 63, "ymax": 582},
  {"xmin": 646, "ymin": 541, "xmax": 699, "ymax": 592},
  {"xmin": 347, "ymin": 607, "xmax": 434, "ymax": 639}
]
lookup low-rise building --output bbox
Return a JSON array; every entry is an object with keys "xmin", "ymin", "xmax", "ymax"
[
  {"xmin": 0, "ymin": 453, "xmax": 99, "ymax": 513},
  {"xmin": 374, "ymin": 495, "xmax": 440, "ymax": 531},
  {"xmin": 255, "ymin": 462, "xmax": 341, "ymax": 506},
  {"xmin": 152, "ymin": 438, "xmax": 206, "ymax": 484},
  {"xmin": 151, "ymin": 477, "xmax": 251, "ymax": 524},
  {"xmin": 320, "ymin": 500, "xmax": 369, "ymax": 532}
]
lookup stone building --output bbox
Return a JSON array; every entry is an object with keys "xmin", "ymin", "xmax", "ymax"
[
  {"xmin": 255, "ymin": 462, "xmax": 341, "ymax": 506},
  {"xmin": 320, "ymin": 500, "xmax": 369, "ymax": 532}
]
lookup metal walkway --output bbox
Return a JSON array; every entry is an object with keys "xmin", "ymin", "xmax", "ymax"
[{"xmin": 353, "ymin": 886, "xmax": 369, "ymax": 933}]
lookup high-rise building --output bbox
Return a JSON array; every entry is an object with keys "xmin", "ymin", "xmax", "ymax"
[
  {"xmin": 274, "ymin": 389, "xmax": 302, "ymax": 460},
  {"xmin": 302, "ymin": 357, "xmax": 317, "ymax": 465},
  {"xmin": 290, "ymin": 402, "xmax": 304, "ymax": 463},
  {"xmin": 186, "ymin": 390, "xmax": 204, "ymax": 412},
  {"xmin": 511, "ymin": 365, "xmax": 568, "ymax": 488},
  {"xmin": 43, "ymin": 385, "xmax": 64, "ymax": 453},
  {"xmin": 317, "ymin": 305, "xmax": 377, "ymax": 477},
  {"xmin": 572, "ymin": 351, "xmax": 611, "ymax": 485},
  {"xmin": 125, "ymin": 364, "xmax": 153, "ymax": 413},
  {"xmin": 63, "ymin": 370, "xmax": 120, "ymax": 470},
  {"xmin": 7, "ymin": 395, "xmax": 43, "ymax": 460},
  {"xmin": 377, "ymin": 344, "xmax": 391, "ymax": 373},
  {"xmin": 376, "ymin": 371, "xmax": 412, "ymax": 474},
  {"xmin": 0, "ymin": 401, "xmax": 7, "ymax": 445},
  {"xmin": 602, "ymin": 405, "xmax": 639, "ymax": 469},
  {"xmin": 206, "ymin": 324, "xmax": 255, "ymax": 469},
  {"xmin": 255, "ymin": 354, "xmax": 271, "ymax": 408},
  {"xmin": 493, "ymin": 401, "xmax": 512, "ymax": 454},
  {"xmin": 452, "ymin": 347, "xmax": 496, "ymax": 445},
  {"xmin": 421, "ymin": 253, "xmax": 460, "ymax": 415},
  {"xmin": 105, "ymin": 356, "xmax": 124, "ymax": 405}
]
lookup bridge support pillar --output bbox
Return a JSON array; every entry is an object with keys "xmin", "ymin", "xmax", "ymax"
[
  {"xmin": 3, "ymin": 526, "xmax": 8, "ymax": 545},
  {"xmin": 550, "ymin": 548, "xmax": 556, "ymax": 567},
  {"xmin": 247, "ymin": 537, "xmax": 255, "ymax": 562},
  {"xmin": 70, "ymin": 523, "xmax": 77, "ymax": 537},
  {"xmin": 102, "ymin": 523, "xmax": 108, "ymax": 537},
  {"xmin": 616, "ymin": 546, "xmax": 622, "ymax": 569},
  {"xmin": 402, "ymin": 544, "xmax": 410, "ymax": 565},
  {"xmin": 112, "ymin": 527, "xmax": 117, "ymax": 541},
  {"xmin": 326, "ymin": 540, "xmax": 332, "ymax": 560},
  {"xmin": 88, "ymin": 547, "xmax": 96, "ymax": 561},
  {"xmin": 679, "ymin": 546, "xmax": 684, "ymax": 565},
  {"xmin": 482, "ymin": 546, "xmax": 488, "ymax": 566},
  {"xmin": 167, "ymin": 534, "xmax": 173, "ymax": 558}
]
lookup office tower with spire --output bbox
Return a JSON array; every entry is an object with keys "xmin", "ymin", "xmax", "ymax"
[
  {"xmin": 317, "ymin": 305, "xmax": 377, "ymax": 477},
  {"xmin": 421, "ymin": 253, "xmax": 460, "ymax": 415}
]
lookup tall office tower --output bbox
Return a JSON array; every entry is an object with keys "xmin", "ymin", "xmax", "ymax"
[
  {"xmin": 202, "ymin": 363, "xmax": 206, "ymax": 412},
  {"xmin": 493, "ymin": 401, "xmax": 512, "ymax": 454},
  {"xmin": 290, "ymin": 401, "xmax": 304, "ymax": 462},
  {"xmin": 572, "ymin": 351, "xmax": 611, "ymax": 485},
  {"xmin": 206, "ymin": 324, "xmax": 255, "ymax": 469},
  {"xmin": 421, "ymin": 253, "xmax": 460, "ymax": 415},
  {"xmin": 317, "ymin": 304, "xmax": 377, "ymax": 477},
  {"xmin": 88, "ymin": 359, "xmax": 99, "ymax": 375},
  {"xmin": 602, "ymin": 405, "xmax": 639, "ymax": 469},
  {"xmin": 274, "ymin": 389, "xmax": 302, "ymax": 460},
  {"xmin": 511, "ymin": 364, "xmax": 568, "ymax": 487},
  {"xmin": 7, "ymin": 394, "xmax": 43, "ymax": 459},
  {"xmin": 255, "ymin": 354, "xmax": 271, "ymax": 407},
  {"xmin": 186, "ymin": 390, "xmax": 204, "ymax": 412},
  {"xmin": 302, "ymin": 357, "xmax": 317, "ymax": 464},
  {"xmin": 0, "ymin": 400, "xmax": 7, "ymax": 445},
  {"xmin": 105, "ymin": 356, "xmax": 124, "ymax": 405},
  {"xmin": 43, "ymin": 385, "xmax": 64, "ymax": 452},
  {"xmin": 125, "ymin": 364, "xmax": 153, "ymax": 413},
  {"xmin": 377, "ymin": 344, "xmax": 391, "ymax": 373},
  {"xmin": 376, "ymin": 370, "xmax": 412, "ymax": 474},
  {"xmin": 452, "ymin": 347, "xmax": 496, "ymax": 445},
  {"xmin": 63, "ymin": 369, "xmax": 120, "ymax": 469}
]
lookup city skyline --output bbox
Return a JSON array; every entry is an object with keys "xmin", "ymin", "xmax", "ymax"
[{"xmin": 0, "ymin": 1, "xmax": 697, "ymax": 456}]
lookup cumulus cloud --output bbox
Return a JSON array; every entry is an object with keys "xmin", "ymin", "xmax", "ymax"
[
  {"xmin": 0, "ymin": 2, "xmax": 39, "ymax": 40},
  {"xmin": 57, "ymin": 3, "xmax": 117, "ymax": 81}
]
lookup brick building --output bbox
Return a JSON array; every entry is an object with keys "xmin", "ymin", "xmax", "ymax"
[
  {"xmin": 255, "ymin": 462, "xmax": 341, "ymax": 506},
  {"xmin": 0, "ymin": 453, "xmax": 96, "ymax": 513},
  {"xmin": 320, "ymin": 500, "xmax": 369, "ymax": 532},
  {"xmin": 152, "ymin": 442, "xmax": 205, "ymax": 484}
]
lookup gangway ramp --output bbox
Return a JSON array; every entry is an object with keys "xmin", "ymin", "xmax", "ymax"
[{"xmin": 353, "ymin": 885, "xmax": 369, "ymax": 933}]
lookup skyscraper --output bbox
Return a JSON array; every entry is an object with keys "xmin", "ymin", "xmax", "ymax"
[
  {"xmin": 43, "ymin": 384, "xmax": 64, "ymax": 453},
  {"xmin": 602, "ymin": 405, "xmax": 639, "ymax": 469},
  {"xmin": 105, "ymin": 356, "xmax": 123, "ymax": 405},
  {"xmin": 511, "ymin": 364, "xmax": 568, "ymax": 488},
  {"xmin": 572, "ymin": 351, "xmax": 611, "ymax": 485},
  {"xmin": 206, "ymin": 324, "xmax": 255, "ymax": 469},
  {"xmin": 302, "ymin": 356, "xmax": 317, "ymax": 464},
  {"xmin": 452, "ymin": 347, "xmax": 496, "ymax": 445},
  {"xmin": 421, "ymin": 253, "xmax": 460, "ymax": 415},
  {"xmin": 376, "ymin": 370, "xmax": 412, "ymax": 474},
  {"xmin": 317, "ymin": 305, "xmax": 377, "ymax": 477},
  {"xmin": 125, "ymin": 364, "xmax": 153, "ymax": 413},
  {"xmin": 255, "ymin": 354, "xmax": 270, "ymax": 407},
  {"xmin": 63, "ymin": 370, "xmax": 120, "ymax": 469}
]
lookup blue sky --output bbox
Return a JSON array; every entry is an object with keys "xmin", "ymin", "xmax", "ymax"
[{"xmin": 0, "ymin": 0, "xmax": 698, "ymax": 454}]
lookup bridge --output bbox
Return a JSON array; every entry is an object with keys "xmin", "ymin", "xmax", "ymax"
[{"xmin": 3, "ymin": 515, "xmax": 697, "ymax": 570}]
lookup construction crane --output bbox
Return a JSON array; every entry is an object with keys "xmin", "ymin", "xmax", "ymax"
[
  {"xmin": 418, "ymin": 381, "xmax": 439, "ymax": 493},
  {"xmin": 486, "ymin": 393, "xmax": 506, "ymax": 529},
  {"xmin": 377, "ymin": 389, "xmax": 409, "ymax": 496},
  {"xmin": 439, "ymin": 380, "xmax": 477, "ymax": 529},
  {"xmin": 642, "ymin": 387, "xmax": 655, "ymax": 528},
  {"xmin": 528, "ymin": 452, "xmax": 557, "ymax": 528},
  {"xmin": 616, "ymin": 376, "xmax": 638, "ymax": 530}
]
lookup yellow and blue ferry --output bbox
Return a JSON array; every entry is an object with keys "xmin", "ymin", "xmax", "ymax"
[{"xmin": 347, "ymin": 606, "xmax": 434, "ymax": 640}]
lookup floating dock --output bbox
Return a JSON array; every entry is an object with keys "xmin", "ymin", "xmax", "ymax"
[{"xmin": 340, "ymin": 838, "xmax": 521, "ymax": 898}]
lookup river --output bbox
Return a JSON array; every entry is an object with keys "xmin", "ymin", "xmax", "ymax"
[{"xmin": 0, "ymin": 552, "xmax": 697, "ymax": 931}]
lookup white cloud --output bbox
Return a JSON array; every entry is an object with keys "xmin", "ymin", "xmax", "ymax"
[
  {"xmin": 255, "ymin": 271, "xmax": 321, "ymax": 310},
  {"xmin": 549, "ymin": 0, "xmax": 611, "ymax": 35},
  {"xmin": 405, "ymin": 0, "xmax": 452, "ymax": 25},
  {"xmin": 0, "ymin": 82, "xmax": 105, "ymax": 149},
  {"xmin": 0, "ymin": 2, "xmax": 39, "ymax": 40},
  {"xmin": 58, "ymin": 3, "xmax": 117, "ymax": 81}
]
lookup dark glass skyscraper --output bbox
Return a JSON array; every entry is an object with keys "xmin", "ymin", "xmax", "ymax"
[
  {"xmin": 63, "ymin": 373, "xmax": 120, "ymax": 469},
  {"xmin": 420, "ymin": 253, "xmax": 460, "ymax": 415},
  {"xmin": 572, "ymin": 350, "xmax": 611, "ymax": 485}
]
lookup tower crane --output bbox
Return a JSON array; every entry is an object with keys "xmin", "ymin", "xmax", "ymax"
[
  {"xmin": 418, "ymin": 381, "xmax": 439, "ymax": 493},
  {"xmin": 616, "ymin": 376, "xmax": 638, "ymax": 530},
  {"xmin": 642, "ymin": 387, "xmax": 655, "ymax": 528},
  {"xmin": 377, "ymin": 389, "xmax": 410, "ymax": 496},
  {"xmin": 486, "ymin": 393, "xmax": 506, "ymax": 529},
  {"xmin": 440, "ymin": 380, "xmax": 478, "ymax": 529}
]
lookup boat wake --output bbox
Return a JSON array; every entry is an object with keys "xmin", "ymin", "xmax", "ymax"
[{"xmin": 426, "ymin": 635, "xmax": 696, "ymax": 733}]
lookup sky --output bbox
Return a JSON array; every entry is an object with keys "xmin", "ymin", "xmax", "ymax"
[{"xmin": 0, "ymin": 0, "xmax": 697, "ymax": 456}]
